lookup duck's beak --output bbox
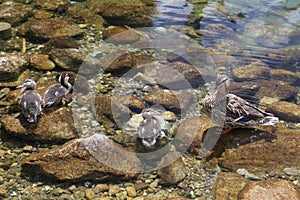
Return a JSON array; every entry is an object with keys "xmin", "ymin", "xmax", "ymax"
[{"xmin": 16, "ymin": 83, "xmax": 24, "ymax": 89}]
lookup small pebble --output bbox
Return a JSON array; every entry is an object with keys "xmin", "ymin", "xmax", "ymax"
[
  {"xmin": 85, "ymin": 189, "xmax": 95, "ymax": 200},
  {"xmin": 108, "ymin": 184, "xmax": 120, "ymax": 195},
  {"xmin": 126, "ymin": 186, "xmax": 137, "ymax": 198}
]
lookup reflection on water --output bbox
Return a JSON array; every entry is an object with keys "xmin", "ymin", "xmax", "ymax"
[{"xmin": 151, "ymin": 0, "xmax": 194, "ymax": 26}]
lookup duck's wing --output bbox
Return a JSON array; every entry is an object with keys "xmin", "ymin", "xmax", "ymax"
[{"xmin": 226, "ymin": 93, "xmax": 272, "ymax": 121}]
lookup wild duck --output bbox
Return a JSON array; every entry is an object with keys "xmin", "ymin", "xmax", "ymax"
[
  {"xmin": 43, "ymin": 73, "xmax": 72, "ymax": 107},
  {"xmin": 202, "ymin": 74, "xmax": 279, "ymax": 129},
  {"xmin": 17, "ymin": 79, "xmax": 42, "ymax": 123}
]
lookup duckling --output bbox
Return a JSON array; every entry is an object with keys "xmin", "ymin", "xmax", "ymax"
[
  {"xmin": 17, "ymin": 79, "xmax": 42, "ymax": 123},
  {"xmin": 137, "ymin": 108, "xmax": 166, "ymax": 149},
  {"xmin": 43, "ymin": 73, "xmax": 72, "ymax": 107},
  {"xmin": 202, "ymin": 74, "xmax": 279, "ymax": 129}
]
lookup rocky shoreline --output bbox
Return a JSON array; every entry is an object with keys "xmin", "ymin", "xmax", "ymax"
[{"xmin": 0, "ymin": 0, "xmax": 299, "ymax": 199}]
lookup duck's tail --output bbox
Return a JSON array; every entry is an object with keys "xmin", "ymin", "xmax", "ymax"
[{"xmin": 259, "ymin": 116, "xmax": 279, "ymax": 126}]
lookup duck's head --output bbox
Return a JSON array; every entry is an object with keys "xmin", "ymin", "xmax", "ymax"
[
  {"xmin": 16, "ymin": 79, "xmax": 36, "ymax": 90},
  {"xmin": 58, "ymin": 73, "xmax": 72, "ymax": 89},
  {"xmin": 214, "ymin": 74, "xmax": 230, "ymax": 93}
]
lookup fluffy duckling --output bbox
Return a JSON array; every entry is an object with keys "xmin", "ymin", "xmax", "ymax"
[
  {"xmin": 137, "ymin": 108, "xmax": 166, "ymax": 149},
  {"xmin": 43, "ymin": 73, "xmax": 72, "ymax": 107},
  {"xmin": 202, "ymin": 74, "xmax": 278, "ymax": 129},
  {"xmin": 17, "ymin": 79, "xmax": 42, "ymax": 123}
]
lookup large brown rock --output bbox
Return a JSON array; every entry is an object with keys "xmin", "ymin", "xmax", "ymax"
[
  {"xmin": 232, "ymin": 60, "xmax": 270, "ymax": 81},
  {"xmin": 17, "ymin": 18, "xmax": 83, "ymax": 42},
  {"xmin": 254, "ymin": 79, "xmax": 297, "ymax": 101},
  {"xmin": 21, "ymin": 134, "xmax": 142, "ymax": 181},
  {"xmin": 270, "ymin": 69, "xmax": 300, "ymax": 85},
  {"xmin": 36, "ymin": 0, "xmax": 70, "ymax": 11},
  {"xmin": 238, "ymin": 179, "xmax": 300, "ymax": 200},
  {"xmin": 49, "ymin": 48, "xmax": 85, "ymax": 71},
  {"xmin": 143, "ymin": 88, "xmax": 197, "ymax": 114},
  {"xmin": 86, "ymin": 0, "xmax": 153, "ymax": 27},
  {"xmin": 218, "ymin": 129, "xmax": 300, "ymax": 174},
  {"xmin": 0, "ymin": 2, "xmax": 32, "ymax": 26},
  {"xmin": 0, "ymin": 107, "xmax": 78, "ymax": 143},
  {"xmin": 266, "ymin": 101, "xmax": 300, "ymax": 123},
  {"xmin": 29, "ymin": 54, "xmax": 55, "ymax": 70},
  {"xmin": 95, "ymin": 95, "xmax": 146, "ymax": 129},
  {"xmin": 214, "ymin": 172, "xmax": 250, "ymax": 200},
  {"xmin": 173, "ymin": 116, "xmax": 211, "ymax": 154},
  {"xmin": 157, "ymin": 152, "xmax": 187, "ymax": 185}
]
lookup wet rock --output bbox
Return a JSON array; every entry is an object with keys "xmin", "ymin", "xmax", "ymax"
[
  {"xmin": 67, "ymin": 7, "xmax": 104, "ymax": 27},
  {"xmin": 36, "ymin": 0, "xmax": 70, "ymax": 11},
  {"xmin": 17, "ymin": 18, "xmax": 83, "ymax": 42},
  {"xmin": 0, "ymin": 22, "xmax": 12, "ymax": 40},
  {"xmin": 21, "ymin": 134, "xmax": 141, "ymax": 181},
  {"xmin": 173, "ymin": 116, "xmax": 211, "ymax": 154},
  {"xmin": 49, "ymin": 48, "xmax": 85, "ymax": 71},
  {"xmin": 254, "ymin": 79, "xmax": 297, "ymax": 101},
  {"xmin": 126, "ymin": 185, "xmax": 137, "ymax": 197},
  {"xmin": 270, "ymin": 69, "xmax": 300, "ymax": 85},
  {"xmin": 0, "ymin": 2, "xmax": 33, "ymax": 26},
  {"xmin": 283, "ymin": 168, "xmax": 299, "ymax": 176},
  {"xmin": 42, "ymin": 36, "xmax": 79, "ymax": 54},
  {"xmin": 218, "ymin": 129, "xmax": 300, "ymax": 174},
  {"xmin": 232, "ymin": 60, "xmax": 270, "ymax": 81},
  {"xmin": 29, "ymin": 54, "xmax": 55, "ymax": 70},
  {"xmin": 238, "ymin": 179, "xmax": 300, "ymax": 200},
  {"xmin": 85, "ymin": 188, "xmax": 95, "ymax": 200},
  {"xmin": 0, "ymin": 52, "xmax": 28, "ymax": 81},
  {"xmin": 108, "ymin": 185, "xmax": 120, "ymax": 195},
  {"xmin": 33, "ymin": 9, "xmax": 53, "ymax": 19},
  {"xmin": 266, "ymin": 101, "xmax": 300, "ymax": 123},
  {"xmin": 0, "ymin": 69, "xmax": 30, "ymax": 88},
  {"xmin": 144, "ymin": 62, "xmax": 206, "ymax": 89},
  {"xmin": 104, "ymin": 52, "xmax": 142, "ymax": 73},
  {"xmin": 103, "ymin": 26, "xmax": 140, "ymax": 43},
  {"xmin": 0, "ymin": 107, "xmax": 78, "ymax": 143},
  {"xmin": 95, "ymin": 95, "xmax": 146, "ymax": 129},
  {"xmin": 157, "ymin": 152, "xmax": 187, "ymax": 185},
  {"xmin": 214, "ymin": 172, "xmax": 250, "ymax": 200},
  {"xmin": 143, "ymin": 88, "xmax": 196, "ymax": 113},
  {"xmin": 86, "ymin": 0, "xmax": 153, "ymax": 27}
]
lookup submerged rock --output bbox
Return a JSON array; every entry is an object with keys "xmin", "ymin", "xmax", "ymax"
[
  {"xmin": 214, "ymin": 172, "xmax": 300, "ymax": 200},
  {"xmin": 21, "ymin": 134, "xmax": 142, "ymax": 181},
  {"xmin": 214, "ymin": 172, "xmax": 250, "ymax": 200},
  {"xmin": 254, "ymin": 79, "xmax": 297, "ymax": 101},
  {"xmin": 232, "ymin": 60, "xmax": 270, "ymax": 81},
  {"xmin": 42, "ymin": 36, "xmax": 79, "ymax": 54},
  {"xmin": 266, "ymin": 101, "xmax": 300, "ymax": 123},
  {"xmin": 157, "ymin": 152, "xmax": 187, "ymax": 185},
  {"xmin": 0, "ymin": 2, "xmax": 33, "ymax": 26},
  {"xmin": 238, "ymin": 179, "xmax": 300, "ymax": 200},
  {"xmin": 0, "ymin": 107, "xmax": 77, "ymax": 143},
  {"xmin": 17, "ymin": 18, "xmax": 83, "ymax": 42},
  {"xmin": 94, "ymin": 95, "xmax": 146, "ymax": 129},
  {"xmin": 103, "ymin": 26, "xmax": 140, "ymax": 43},
  {"xmin": 0, "ymin": 52, "xmax": 28, "ymax": 81},
  {"xmin": 218, "ymin": 129, "xmax": 300, "ymax": 174},
  {"xmin": 270, "ymin": 69, "xmax": 300, "ymax": 85},
  {"xmin": 143, "ymin": 88, "xmax": 196, "ymax": 114}
]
